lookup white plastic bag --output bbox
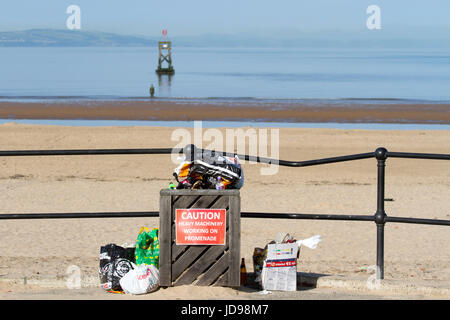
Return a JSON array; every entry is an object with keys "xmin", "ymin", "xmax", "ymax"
[
  {"xmin": 296, "ymin": 235, "xmax": 322, "ymax": 249},
  {"xmin": 119, "ymin": 264, "xmax": 159, "ymax": 295}
]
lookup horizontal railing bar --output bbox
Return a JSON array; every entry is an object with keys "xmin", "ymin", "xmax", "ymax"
[
  {"xmin": 0, "ymin": 211, "xmax": 373, "ymax": 221},
  {"xmin": 0, "ymin": 148, "xmax": 178, "ymax": 157},
  {"xmin": 386, "ymin": 216, "xmax": 450, "ymax": 226},
  {"xmin": 387, "ymin": 152, "xmax": 450, "ymax": 160},
  {"xmin": 0, "ymin": 148, "xmax": 375, "ymax": 167},
  {"xmin": 0, "ymin": 211, "xmax": 160, "ymax": 220},
  {"xmin": 1, "ymin": 148, "xmax": 449, "ymax": 165},
  {"xmin": 205, "ymin": 150, "xmax": 375, "ymax": 167},
  {"xmin": 0, "ymin": 211, "xmax": 448, "ymax": 226},
  {"xmin": 240, "ymin": 212, "xmax": 375, "ymax": 221}
]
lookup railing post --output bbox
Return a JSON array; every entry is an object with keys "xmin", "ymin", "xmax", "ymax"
[
  {"xmin": 183, "ymin": 144, "xmax": 197, "ymax": 161},
  {"xmin": 374, "ymin": 147, "xmax": 388, "ymax": 280}
]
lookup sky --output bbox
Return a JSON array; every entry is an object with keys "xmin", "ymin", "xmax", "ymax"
[{"xmin": 1, "ymin": 0, "xmax": 450, "ymax": 37}]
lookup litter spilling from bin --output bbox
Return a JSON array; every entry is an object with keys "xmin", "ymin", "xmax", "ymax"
[
  {"xmin": 99, "ymin": 227, "xmax": 161, "ymax": 295},
  {"xmin": 253, "ymin": 232, "xmax": 322, "ymax": 292},
  {"xmin": 172, "ymin": 144, "xmax": 244, "ymax": 190},
  {"xmin": 97, "ymin": 144, "xmax": 321, "ymax": 295},
  {"xmin": 98, "ymin": 230, "xmax": 322, "ymax": 295}
]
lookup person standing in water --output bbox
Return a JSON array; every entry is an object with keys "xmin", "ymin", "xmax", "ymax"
[{"xmin": 149, "ymin": 84, "xmax": 155, "ymax": 98}]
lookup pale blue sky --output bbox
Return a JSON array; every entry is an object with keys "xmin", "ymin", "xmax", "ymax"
[{"xmin": 1, "ymin": 0, "xmax": 450, "ymax": 37}]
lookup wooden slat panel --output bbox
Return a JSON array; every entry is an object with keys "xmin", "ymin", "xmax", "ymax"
[
  {"xmin": 189, "ymin": 195, "xmax": 221, "ymax": 209},
  {"xmin": 159, "ymin": 189, "xmax": 240, "ymax": 287},
  {"xmin": 173, "ymin": 194, "xmax": 232, "ymax": 286},
  {"xmin": 209, "ymin": 196, "xmax": 230, "ymax": 210},
  {"xmin": 228, "ymin": 193, "xmax": 241, "ymax": 287},
  {"xmin": 214, "ymin": 269, "xmax": 230, "ymax": 287},
  {"xmin": 173, "ymin": 224, "xmax": 230, "ymax": 286},
  {"xmin": 158, "ymin": 193, "xmax": 172, "ymax": 287},
  {"xmin": 195, "ymin": 251, "xmax": 230, "ymax": 286},
  {"xmin": 173, "ymin": 245, "xmax": 227, "ymax": 286},
  {"xmin": 172, "ymin": 195, "xmax": 201, "ymax": 211},
  {"xmin": 197, "ymin": 195, "xmax": 234, "ymax": 286},
  {"xmin": 171, "ymin": 245, "xmax": 208, "ymax": 281},
  {"xmin": 171, "ymin": 243, "xmax": 188, "ymax": 263},
  {"xmin": 171, "ymin": 194, "xmax": 224, "ymax": 281},
  {"xmin": 198, "ymin": 199, "xmax": 233, "ymax": 287},
  {"xmin": 172, "ymin": 195, "xmax": 180, "ymax": 205}
]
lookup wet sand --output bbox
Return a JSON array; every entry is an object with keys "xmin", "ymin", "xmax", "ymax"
[{"xmin": 1, "ymin": 100, "xmax": 450, "ymax": 123}]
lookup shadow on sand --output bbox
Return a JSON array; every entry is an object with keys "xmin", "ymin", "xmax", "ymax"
[{"xmin": 236, "ymin": 272, "xmax": 330, "ymax": 293}]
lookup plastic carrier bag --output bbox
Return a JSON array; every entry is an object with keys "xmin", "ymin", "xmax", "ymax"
[
  {"xmin": 173, "ymin": 151, "xmax": 244, "ymax": 190},
  {"xmin": 135, "ymin": 227, "xmax": 160, "ymax": 268},
  {"xmin": 253, "ymin": 233, "xmax": 322, "ymax": 290},
  {"xmin": 99, "ymin": 244, "xmax": 136, "ymax": 291},
  {"xmin": 119, "ymin": 264, "xmax": 159, "ymax": 295}
]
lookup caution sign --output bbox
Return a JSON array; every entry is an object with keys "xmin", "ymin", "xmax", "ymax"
[{"xmin": 175, "ymin": 209, "xmax": 227, "ymax": 245}]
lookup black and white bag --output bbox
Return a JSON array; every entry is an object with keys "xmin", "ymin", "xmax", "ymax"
[
  {"xmin": 174, "ymin": 151, "xmax": 244, "ymax": 189},
  {"xmin": 99, "ymin": 244, "xmax": 136, "ymax": 291}
]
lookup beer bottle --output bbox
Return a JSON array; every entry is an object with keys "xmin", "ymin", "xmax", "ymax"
[{"xmin": 240, "ymin": 258, "xmax": 247, "ymax": 286}]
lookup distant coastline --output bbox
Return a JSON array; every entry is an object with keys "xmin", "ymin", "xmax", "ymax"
[
  {"xmin": 2, "ymin": 28, "xmax": 450, "ymax": 48},
  {"xmin": 0, "ymin": 29, "xmax": 157, "ymax": 47}
]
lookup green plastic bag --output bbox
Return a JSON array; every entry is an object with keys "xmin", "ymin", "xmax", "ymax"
[{"xmin": 135, "ymin": 227, "xmax": 160, "ymax": 268}]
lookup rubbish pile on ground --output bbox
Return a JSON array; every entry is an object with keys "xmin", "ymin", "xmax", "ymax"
[
  {"xmin": 253, "ymin": 232, "xmax": 322, "ymax": 292},
  {"xmin": 96, "ymin": 146, "xmax": 322, "ymax": 295},
  {"xmin": 172, "ymin": 144, "xmax": 244, "ymax": 190},
  {"xmin": 99, "ymin": 227, "xmax": 160, "ymax": 295}
]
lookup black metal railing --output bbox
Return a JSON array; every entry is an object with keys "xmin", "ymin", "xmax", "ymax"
[{"xmin": 0, "ymin": 145, "xmax": 449, "ymax": 280}]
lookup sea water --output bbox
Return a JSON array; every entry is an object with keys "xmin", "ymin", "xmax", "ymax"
[{"xmin": 1, "ymin": 46, "xmax": 450, "ymax": 101}]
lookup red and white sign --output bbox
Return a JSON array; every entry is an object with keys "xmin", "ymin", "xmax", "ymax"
[
  {"xmin": 265, "ymin": 259, "xmax": 297, "ymax": 268},
  {"xmin": 176, "ymin": 209, "xmax": 226, "ymax": 245}
]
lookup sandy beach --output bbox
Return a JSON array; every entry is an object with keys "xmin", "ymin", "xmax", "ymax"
[
  {"xmin": 1, "ymin": 100, "xmax": 450, "ymax": 123},
  {"xmin": 0, "ymin": 122, "xmax": 449, "ymax": 299}
]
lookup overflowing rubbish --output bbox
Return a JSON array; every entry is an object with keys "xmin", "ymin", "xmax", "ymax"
[
  {"xmin": 119, "ymin": 264, "xmax": 160, "ymax": 295},
  {"xmin": 107, "ymin": 290, "xmax": 126, "ymax": 294},
  {"xmin": 296, "ymin": 234, "xmax": 322, "ymax": 250},
  {"xmin": 172, "ymin": 146, "xmax": 244, "ymax": 190},
  {"xmin": 99, "ymin": 244, "xmax": 136, "ymax": 292},
  {"xmin": 240, "ymin": 258, "xmax": 247, "ymax": 286},
  {"xmin": 99, "ymin": 226, "xmax": 161, "ymax": 295},
  {"xmin": 258, "ymin": 289, "xmax": 272, "ymax": 295},
  {"xmin": 252, "ymin": 247, "xmax": 266, "ymax": 284},
  {"xmin": 253, "ymin": 233, "xmax": 322, "ymax": 292},
  {"xmin": 261, "ymin": 241, "xmax": 298, "ymax": 291},
  {"xmin": 135, "ymin": 227, "xmax": 160, "ymax": 268},
  {"xmin": 168, "ymin": 182, "xmax": 176, "ymax": 190}
]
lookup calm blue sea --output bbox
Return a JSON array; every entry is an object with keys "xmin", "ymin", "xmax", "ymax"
[{"xmin": 1, "ymin": 46, "xmax": 450, "ymax": 101}]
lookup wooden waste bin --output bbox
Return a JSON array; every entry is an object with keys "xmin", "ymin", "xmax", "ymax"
[{"xmin": 159, "ymin": 189, "xmax": 241, "ymax": 287}]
